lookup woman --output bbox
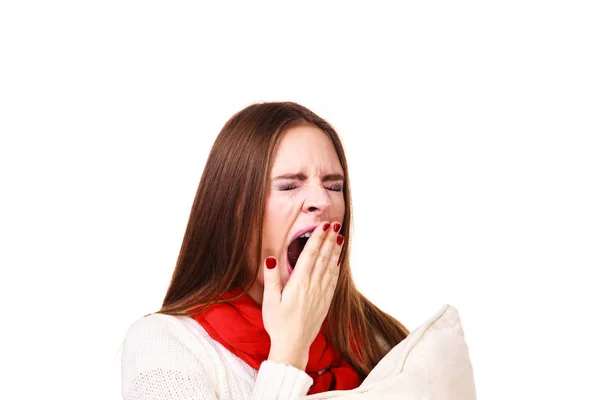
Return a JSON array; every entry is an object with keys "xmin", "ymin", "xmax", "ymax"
[{"xmin": 121, "ymin": 102, "xmax": 410, "ymax": 399}]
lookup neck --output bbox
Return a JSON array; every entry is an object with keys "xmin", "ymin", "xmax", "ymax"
[{"xmin": 245, "ymin": 282, "xmax": 264, "ymax": 305}]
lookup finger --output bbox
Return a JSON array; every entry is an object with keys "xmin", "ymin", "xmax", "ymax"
[
  {"xmin": 291, "ymin": 221, "xmax": 331, "ymax": 280},
  {"xmin": 312, "ymin": 221, "xmax": 341, "ymax": 282},
  {"xmin": 318, "ymin": 230, "xmax": 344, "ymax": 289},
  {"xmin": 262, "ymin": 257, "xmax": 281, "ymax": 308},
  {"xmin": 324, "ymin": 260, "xmax": 341, "ymax": 303}
]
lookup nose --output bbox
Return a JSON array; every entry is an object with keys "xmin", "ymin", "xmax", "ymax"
[{"xmin": 302, "ymin": 185, "xmax": 331, "ymax": 215}]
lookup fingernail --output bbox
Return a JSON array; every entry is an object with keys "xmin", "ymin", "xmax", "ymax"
[
  {"xmin": 266, "ymin": 257, "xmax": 277, "ymax": 269},
  {"xmin": 333, "ymin": 223, "xmax": 341, "ymax": 233},
  {"xmin": 337, "ymin": 256, "xmax": 341, "ymax": 266},
  {"xmin": 336, "ymin": 235, "xmax": 344, "ymax": 245},
  {"xmin": 323, "ymin": 223, "xmax": 331, "ymax": 231}
]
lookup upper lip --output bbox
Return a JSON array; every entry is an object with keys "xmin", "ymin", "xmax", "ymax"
[{"xmin": 287, "ymin": 225, "xmax": 318, "ymax": 248}]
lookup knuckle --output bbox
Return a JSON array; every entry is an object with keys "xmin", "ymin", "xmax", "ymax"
[
  {"xmin": 265, "ymin": 275, "xmax": 280, "ymax": 285},
  {"xmin": 320, "ymin": 254, "xmax": 329, "ymax": 264},
  {"xmin": 306, "ymin": 247, "xmax": 319, "ymax": 259},
  {"xmin": 298, "ymin": 279, "xmax": 310, "ymax": 291}
]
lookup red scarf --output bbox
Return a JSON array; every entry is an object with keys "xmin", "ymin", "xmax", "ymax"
[{"xmin": 190, "ymin": 287, "xmax": 362, "ymax": 394}]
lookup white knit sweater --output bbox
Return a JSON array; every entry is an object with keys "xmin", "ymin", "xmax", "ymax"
[{"xmin": 121, "ymin": 313, "xmax": 316, "ymax": 400}]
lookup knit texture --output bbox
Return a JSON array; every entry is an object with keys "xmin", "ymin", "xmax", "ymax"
[{"xmin": 121, "ymin": 313, "xmax": 314, "ymax": 399}]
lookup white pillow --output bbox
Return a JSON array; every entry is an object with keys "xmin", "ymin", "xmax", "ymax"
[{"xmin": 304, "ymin": 304, "xmax": 477, "ymax": 400}]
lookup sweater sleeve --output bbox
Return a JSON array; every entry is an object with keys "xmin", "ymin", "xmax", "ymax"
[
  {"xmin": 251, "ymin": 360, "xmax": 314, "ymax": 400},
  {"xmin": 121, "ymin": 314, "xmax": 314, "ymax": 400}
]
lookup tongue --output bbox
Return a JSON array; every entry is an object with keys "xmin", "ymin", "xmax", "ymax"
[{"xmin": 288, "ymin": 237, "xmax": 308, "ymax": 268}]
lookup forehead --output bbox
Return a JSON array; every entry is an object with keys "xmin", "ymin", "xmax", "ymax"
[{"xmin": 270, "ymin": 124, "xmax": 342, "ymax": 175}]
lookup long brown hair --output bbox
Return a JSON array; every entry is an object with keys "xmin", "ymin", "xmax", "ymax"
[{"xmin": 157, "ymin": 101, "xmax": 409, "ymax": 379}]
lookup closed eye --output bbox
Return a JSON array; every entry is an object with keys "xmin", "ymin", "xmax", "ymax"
[
  {"xmin": 279, "ymin": 184, "xmax": 297, "ymax": 191},
  {"xmin": 277, "ymin": 184, "xmax": 343, "ymax": 192}
]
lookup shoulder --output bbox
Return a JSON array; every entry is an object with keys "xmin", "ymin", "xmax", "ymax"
[
  {"xmin": 123, "ymin": 313, "xmax": 187, "ymax": 345},
  {"xmin": 121, "ymin": 313, "xmax": 220, "ymax": 397},
  {"xmin": 123, "ymin": 314, "xmax": 184, "ymax": 355},
  {"xmin": 122, "ymin": 313, "xmax": 213, "ymax": 361},
  {"xmin": 121, "ymin": 313, "xmax": 217, "ymax": 376}
]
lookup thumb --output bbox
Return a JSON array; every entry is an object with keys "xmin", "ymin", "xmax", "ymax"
[{"xmin": 262, "ymin": 256, "xmax": 282, "ymax": 306}]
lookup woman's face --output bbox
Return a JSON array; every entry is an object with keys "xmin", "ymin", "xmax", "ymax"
[{"xmin": 246, "ymin": 124, "xmax": 346, "ymax": 304}]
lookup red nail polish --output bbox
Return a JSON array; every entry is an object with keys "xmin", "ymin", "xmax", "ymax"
[
  {"xmin": 266, "ymin": 257, "xmax": 277, "ymax": 269},
  {"xmin": 337, "ymin": 256, "xmax": 341, "ymax": 266},
  {"xmin": 336, "ymin": 235, "xmax": 344, "ymax": 245},
  {"xmin": 323, "ymin": 223, "xmax": 331, "ymax": 231},
  {"xmin": 333, "ymin": 223, "xmax": 341, "ymax": 233}
]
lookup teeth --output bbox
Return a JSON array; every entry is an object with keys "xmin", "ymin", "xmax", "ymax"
[{"xmin": 300, "ymin": 232, "xmax": 312, "ymax": 238}]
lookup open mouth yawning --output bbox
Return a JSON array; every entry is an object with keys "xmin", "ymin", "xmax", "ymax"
[{"xmin": 287, "ymin": 230, "xmax": 313, "ymax": 269}]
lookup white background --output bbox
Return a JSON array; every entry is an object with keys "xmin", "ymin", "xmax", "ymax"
[{"xmin": 1, "ymin": 1, "xmax": 599, "ymax": 399}]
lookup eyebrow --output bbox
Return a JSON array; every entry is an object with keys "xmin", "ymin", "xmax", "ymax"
[{"xmin": 272, "ymin": 172, "xmax": 345, "ymax": 182}]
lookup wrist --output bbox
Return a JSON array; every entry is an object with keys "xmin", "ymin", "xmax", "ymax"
[{"xmin": 268, "ymin": 344, "xmax": 309, "ymax": 371}]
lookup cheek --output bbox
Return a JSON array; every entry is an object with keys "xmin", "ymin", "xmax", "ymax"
[
  {"xmin": 262, "ymin": 203, "xmax": 283, "ymax": 243},
  {"xmin": 333, "ymin": 196, "xmax": 346, "ymax": 221},
  {"xmin": 262, "ymin": 197, "xmax": 297, "ymax": 252}
]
